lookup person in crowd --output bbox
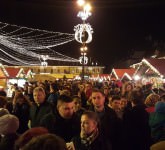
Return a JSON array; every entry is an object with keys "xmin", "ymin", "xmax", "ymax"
[
  {"xmin": 85, "ymin": 83, "xmax": 93, "ymax": 107},
  {"xmin": 0, "ymin": 114, "xmax": 19, "ymax": 150},
  {"xmin": 14, "ymin": 127, "xmax": 49, "ymax": 150},
  {"xmin": 27, "ymin": 85, "xmax": 34, "ymax": 102},
  {"xmin": 160, "ymin": 94, "xmax": 165, "ymax": 102},
  {"xmin": 0, "ymin": 90, "xmax": 7, "ymax": 97},
  {"xmin": 0, "ymin": 96, "xmax": 7, "ymax": 108},
  {"xmin": 12, "ymin": 92, "xmax": 32, "ymax": 134},
  {"xmin": 40, "ymin": 94, "xmax": 80, "ymax": 142},
  {"xmin": 29, "ymin": 87, "xmax": 52, "ymax": 127},
  {"xmin": 108, "ymin": 95, "xmax": 122, "ymax": 119},
  {"xmin": 123, "ymin": 89, "xmax": 151, "ymax": 150},
  {"xmin": 0, "ymin": 108, "xmax": 9, "ymax": 117},
  {"xmin": 47, "ymin": 82, "xmax": 59, "ymax": 107},
  {"xmin": 122, "ymin": 82, "xmax": 133, "ymax": 101},
  {"xmin": 150, "ymin": 140, "xmax": 165, "ymax": 150},
  {"xmin": 103, "ymin": 86, "xmax": 110, "ymax": 105},
  {"xmin": 72, "ymin": 95, "xmax": 86, "ymax": 119},
  {"xmin": 21, "ymin": 133, "xmax": 66, "ymax": 150},
  {"xmin": 145, "ymin": 94, "xmax": 160, "ymax": 113},
  {"xmin": 149, "ymin": 101, "xmax": 165, "ymax": 143},
  {"xmin": 120, "ymin": 95, "xmax": 128, "ymax": 111},
  {"xmin": 78, "ymin": 84, "xmax": 87, "ymax": 108},
  {"xmin": 71, "ymin": 111, "xmax": 112, "ymax": 150},
  {"xmin": 144, "ymin": 83, "xmax": 155, "ymax": 99},
  {"xmin": 89, "ymin": 88, "xmax": 122, "ymax": 150}
]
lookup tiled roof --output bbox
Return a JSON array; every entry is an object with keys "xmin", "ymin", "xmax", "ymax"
[
  {"xmin": 5, "ymin": 68, "xmax": 21, "ymax": 78},
  {"xmin": 113, "ymin": 69, "xmax": 135, "ymax": 79},
  {"xmin": 144, "ymin": 58, "xmax": 165, "ymax": 76},
  {"xmin": 0, "ymin": 68, "xmax": 6, "ymax": 78}
]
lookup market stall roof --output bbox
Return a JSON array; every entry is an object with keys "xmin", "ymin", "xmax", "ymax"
[
  {"xmin": 142, "ymin": 58, "xmax": 165, "ymax": 76},
  {"xmin": 5, "ymin": 68, "xmax": 24, "ymax": 78},
  {"xmin": 111, "ymin": 68, "xmax": 135, "ymax": 80}
]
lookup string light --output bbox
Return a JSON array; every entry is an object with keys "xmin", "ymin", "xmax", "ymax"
[{"xmin": 0, "ymin": 22, "xmax": 79, "ymax": 65}]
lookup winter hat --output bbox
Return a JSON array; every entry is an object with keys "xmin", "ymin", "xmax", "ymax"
[
  {"xmin": 155, "ymin": 101, "xmax": 165, "ymax": 113},
  {"xmin": 0, "ymin": 108, "xmax": 9, "ymax": 117},
  {"xmin": 0, "ymin": 114, "xmax": 19, "ymax": 134},
  {"xmin": 15, "ymin": 127, "xmax": 49, "ymax": 149}
]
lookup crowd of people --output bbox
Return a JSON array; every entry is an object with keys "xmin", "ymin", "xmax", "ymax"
[{"xmin": 0, "ymin": 79, "xmax": 165, "ymax": 150}]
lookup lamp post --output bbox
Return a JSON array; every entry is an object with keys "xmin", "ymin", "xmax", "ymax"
[{"xmin": 74, "ymin": 0, "xmax": 93, "ymax": 81}]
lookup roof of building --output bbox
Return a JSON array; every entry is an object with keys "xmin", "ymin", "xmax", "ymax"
[
  {"xmin": 112, "ymin": 68, "xmax": 135, "ymax": 79},
  {"xmin": 143, "ymin": 58, "xmax": 165, "ymax": 76},
  {"xmin": 5, "ymin": 68, "xmax": 21, "ymax": 78}
]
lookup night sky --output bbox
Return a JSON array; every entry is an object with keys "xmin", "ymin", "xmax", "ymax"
[{"xmin": 0, "ymin": 0, "xmax": 165, "ymax": 72}]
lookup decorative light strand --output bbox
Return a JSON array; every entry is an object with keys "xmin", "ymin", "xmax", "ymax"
[{"xmin": 0, "ymin": 21, "xmax": 79, "ymax": 65}]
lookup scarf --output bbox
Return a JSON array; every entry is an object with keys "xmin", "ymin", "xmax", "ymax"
[{"xmin": 81, "ymin": 128, "xmax": 99, "ymax": 147}]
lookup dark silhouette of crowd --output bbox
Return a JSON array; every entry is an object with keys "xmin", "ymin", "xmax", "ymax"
[{"xmin": 0, "ymin": 79, "xmax": 165, "ymax": 150}]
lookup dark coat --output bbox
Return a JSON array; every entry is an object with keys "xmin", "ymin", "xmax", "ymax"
[
  {"xmin": 0, "ymin": 133, "xmax": 19, "ymax": 150},
  {"xmin": 123, "ymin": 104, "xmax": 152, "ymax": 150},
  {"xmin": 88, "ymin": 105, "xmax": 122, "ymax": 150},
  {"xmin": 40, "ymin": 110, "xmax": 81, "ymax": 142},
  {"xmin": 12, "ymin": 103, "xmax": 30, "ymax": 134},
  {"xmin": 29, "ymin": 101, "xmax": 52, "ymax": 127},
  {"xmin": 72, "ymin": 134, "xmax": 112, "ymax": 150}
]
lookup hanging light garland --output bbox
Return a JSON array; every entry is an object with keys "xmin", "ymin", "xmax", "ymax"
[{"xmin": 0, "ymin": 22, "xmax": 79, "ymax": 65}]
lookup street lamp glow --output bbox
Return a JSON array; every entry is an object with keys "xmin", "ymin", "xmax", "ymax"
[
  {"xmin": 77, "ymin": 0, "xmax": 85, "ymax": 6},
  {"xmin": 84, "ymin": 3, "xmax": 92, "ymax": 12}
]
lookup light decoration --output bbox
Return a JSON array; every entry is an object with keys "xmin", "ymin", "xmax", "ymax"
[
  {"xmin": 0, "ymin": 21, "xmax": 79, "ymax": 65},
  {"xmin": 112, "ymin": 68, "xmax": 119, "ymax": 80},
  {"xmin": 74, "ymin": 23, "xmax": 93, "ymax": 44},
  {"xmin": 142, "ymin": 59, "xmax": 161, "ymax": 76},
  {"xmin": 79, "ymin": 56, "xmax": 88, "ymax": 64},
  {"xmin": 134, "ymin": 75, "xmax": 140, "ymax": 81},
  {"xmin": 77, "ymin": 5, "xmax": 91, "ymax": 21},
  {"xmin": 16, "ymin": 68, "xmax": 24, "ymax": 78},
  {"xmin": 121, "ymin": 73, "xmax": 132, "ymax": 81},
  {"xmin": 74, "ymin": 0, "xmax": 93, "ymax": 80},
  {"xmin": 0, "ymin": 63, "xmax": 9, "ymax": 77},
  {"xmin": 40, "ymin": 55, "xmax": 49, "ymax": 66}
]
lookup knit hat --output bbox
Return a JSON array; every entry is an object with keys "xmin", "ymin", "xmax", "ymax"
[
  {"xmin": 155, "ymin": 101, "xmax": 165, "ymax": 113},
  {"xmin": 0, "ymin": 114, "xmax": 19, "ymax": 134},
  {"xmin": 0, "ymin": 108, "xmax": 9, "ymax": 117}
]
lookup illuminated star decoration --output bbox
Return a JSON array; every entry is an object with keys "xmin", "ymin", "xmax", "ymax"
[{"xmin": 0, "ymin": 22, "xmax": 79, "ymax": 65}]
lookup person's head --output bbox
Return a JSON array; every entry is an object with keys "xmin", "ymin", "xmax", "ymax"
[
  {"xmin": 21, "ymin": 133, "xmax": 66, "ymax": 150},
  {"xmin": 145, "ymin": 94, "xmax": 160, "ymax": 107},
  {"xmin": 131, "ymin": 90, "xmax": 144, "ymax": 106},
  {"xmin": 81, "ymin": 111, "xmax": 100, "ymax": 136},
  {"xmin": 72, "ymin": 95, "xmax": 81, "ymax": 112},
  {"xmin": 57, "ymin": 95, "xmax": 75, "ymax": 119},
  {"xmin": 0, "ymin": 90, "xmax": 7, "ymax": 97},
  {"xmin": 103, "ymin": 86, "xmax": 109, "ymax": 95},
  {"xmin": 120, "ymin": 96, "xmax": 128, "ymax": 110},
  {"xmin": 0, "ymin": 96, "xmax": 7, "ymax": 108},
  {"xmin": 13, "ymin": 92, "xmax": 28, "ymax": 105},
  {"xmin": 160, "ymin": 94, "xmax": 165, "ymax": 102},
  {"xmin": 0, "ymin": 108, "xmax": 9, "ymax": 117},
  {"xmin": 15, "ymin": 127, "xmax": 49, "ymax": 150},
  {"xmin": 155, "ymin": 101, "xmax": 165, "ymax": 113},
  {"xmin": 125, "ymin": 83, "xmax": 133, "ymax": 92},
  {"xmin": 33, "ymin": 87, "xmax": 46, "ymax": 104},
  {"xmin": 50, "ymin": 83, "xmax": 58, "ymax": 93},
  {"xmin": 0, "ymin": 114, "xmax": 19, "ymax": 135},
  {"xmin": 110, "ymin": 95, "xmax": 121, "ymax": 111},
  {"xmin": 91, "ymin": 88, "xmax": 105, "ymax": 112}
]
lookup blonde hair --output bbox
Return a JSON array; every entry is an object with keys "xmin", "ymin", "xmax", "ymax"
[{"xmin": 145, "ymin": 94, "xmax": 160, "ymax": 107}]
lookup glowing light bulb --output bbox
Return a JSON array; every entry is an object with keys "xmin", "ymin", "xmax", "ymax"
[
  {"xmin": 77, "ymin": 0, "xmax": 85, "ymax": 6},
  {"xmin": 84, "ymin": 3, "xmax": 91, "ymax": 12}
]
